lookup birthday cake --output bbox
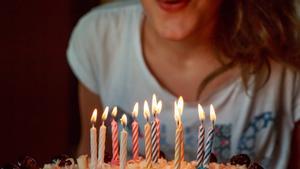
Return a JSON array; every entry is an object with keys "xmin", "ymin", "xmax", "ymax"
[
  {"xmin": 8, "ymin": 153, "xmax": 263, "ymax": 169},
  {"xmin": 2, "ymin": 96, "xmax": 264, "ymax": 169}
]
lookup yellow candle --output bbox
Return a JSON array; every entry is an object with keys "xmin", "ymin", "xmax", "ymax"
[
  {"xmin": 174, "ymin": 102, "xmax": 181, "ymax": 169},
  {"xmin": 144, "ymin": 100, "xmax": 152, "ymax": 169},
  {"xmin": 90, "ymin": 109, "xmax": 97, "ymax": 169},
  {"xmin": 178, "ymin": 97, "xmax": 185, "ymax": 161}
]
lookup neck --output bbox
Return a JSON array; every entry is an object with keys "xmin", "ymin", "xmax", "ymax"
[{"xmin": 142, "ymin": 17, "xmax": 217, "ymax": 61}]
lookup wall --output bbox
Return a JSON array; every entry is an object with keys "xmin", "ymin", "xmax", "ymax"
[{"xmin": 0, "ymin": 0, "xmax": 98, "ymax": 165}]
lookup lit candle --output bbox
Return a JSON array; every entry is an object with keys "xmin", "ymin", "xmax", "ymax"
[
  {"xmin": 120, "ymin": 114, "xmax": 128, "ymax": 169},
  {"xmin": 204, "ymin": 104, "xmax": 217, "ymax": 167},
  {"xmin": 156, "ymin": 100, "xmax": 162, "ymax": 157},
  {"xmin": 111, "ymin": 107, "xmax": 119, "ymax": 164},
  {"xmin": 196, "ymin": 104, "xmax": 205, "ymax": 168},
  {"xmin": 131, "ymin": 102, "xmax": 140, "ymax": 161},
  {"xmin": 151, "ymin": 94, "xmax": 162, "ymax": 162},
  {"xmin": 177, "ymin": 96, "xmax": 184, "ymax": 161},
  {"xmin": 151, "ymin": 116, "xmax": 158, "ymax": 163},
  {"xmin": 174, "ymin": 102, "xmax": 181, "ymax": 169},
  {"xmin": 98, "ymin": 106, "xmax": 109, "ymax": 164},
  {"xmin": 90, "ymin": 109, "xmax": 97, "ymax": 169},
  {"xmin": 144, "ymin": 101, "xmax": 152, "ymax": 169}
]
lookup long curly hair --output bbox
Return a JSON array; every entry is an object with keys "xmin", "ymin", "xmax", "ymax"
[{"xmin": 197, "ymin": 0, "xmax": 300, "ymax": 98}]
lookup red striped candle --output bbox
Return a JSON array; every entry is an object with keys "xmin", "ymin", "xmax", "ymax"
[
  {"xmin": 111, "ymin": 107, "xmax": 119, "ymax": 164},
  {"xmin": 131, "ymin": 103, "xmax": 139, "ymax": 161}
]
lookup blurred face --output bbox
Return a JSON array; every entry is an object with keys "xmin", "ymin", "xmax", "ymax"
[{"xmin": 141, "ymin": 0, "xmax": 223, "ymax": 41}]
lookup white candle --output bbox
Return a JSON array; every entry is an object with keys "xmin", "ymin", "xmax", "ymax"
[
  {"xmin": 120, "ymin": 114, "xmax": 128, "ymax": 169},
  {"xmin": 98, "ymin": 107, "xmax": 109, "ymax": 164},
  {"xmin": 90, "ymin": 109, "xmax": 97, "ymax": 169}
]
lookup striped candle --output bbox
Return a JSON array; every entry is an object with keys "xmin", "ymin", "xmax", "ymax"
[
  {"xmin": 203, "ymin": 105, "xmax": 216, "ymax": 167},
  {"xmin": 180, "ymin": 123, "xmax": 184, "ymax": 162},
  {"xmin": 174, "ymin": 102, "xmax": 181, "ymax": 169},
  {"xmin": 145, "ymin": 122, "xmax": 152, "ymax": 168},
  {"xmin": 155, "ymin": 100, "xmax": 162, "ymax": 157},
  {"xmin": 196, "ymin": 104, "xmax": 205, "ymax": 168},
  {"xmin": 98, "ymin": 107, "xmax": 109, "ymax": 164},
  {"xmin": 120, "ymin": 114, "xmax": 128, "ymax": 169},
  {"xmin": 177, "ymin": 97, "xmax": 184, "ymax": 162},
  {"xmin": 111, "ymin": 107, "xmax": 119, "ymax": 164},
  {"xmin": 151, "ymin": 120, "xmax": 158, "ymax": 163},
  {"xmin": 144, "ymin": 101, "xmax": 152, "ymax": 169},
  {"xmin": 131, "ymin": 103, "xmax": 139, "ymax": 161}
]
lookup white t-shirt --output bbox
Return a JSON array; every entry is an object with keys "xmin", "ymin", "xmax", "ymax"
[{"xmin": 67, "ymin": 1, "xmax": 300, "ymax": 168}]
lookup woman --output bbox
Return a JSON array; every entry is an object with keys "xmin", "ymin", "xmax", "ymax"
[{"xmin": 67, "ymin": 0, "xmax": 300, "ymax": 168}]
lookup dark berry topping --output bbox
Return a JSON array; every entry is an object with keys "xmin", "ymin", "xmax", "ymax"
[
  {"xmin": 209, "ymin": 153, "xmax": 218, "ymax": 163},
  {"xmin": 230, "ymin": 154, "xmax": 251, "ymax": 167},
  {"xmin": 18, "ymin": 156, "xmax": 38, "ymax": 169},
  {"xmin": 248, "ymin": 162, "xmax": 264, "ymax": 169},
  {"xmin": 65, "ymin": 159, "xmax": 73, "ymax": 166},
  {"xmin": 51, "ymin": 154, "xmax": 69, "ymax": 163}
]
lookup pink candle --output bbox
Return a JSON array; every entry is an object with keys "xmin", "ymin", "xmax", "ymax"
[
  {"xmin": 111, "ymin": 107, "xmax": 119, "ymax": 164},
  {"xmin": 131, "ymin": 103, "xmax": 139, "ymax": 161}
]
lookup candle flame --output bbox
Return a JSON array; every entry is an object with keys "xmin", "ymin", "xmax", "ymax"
[
  {"xmin": 178, "ymin": 96, "xmax": 184, "ymax": 116},
  {"xmin": 210, "ymin": 104, "xmax": 216, "ymax": 122},
  {"xmin": 132, "ymin": 102, "xmax": 139, "ymax": 118},
  {"xmin": 143, "ymin": 100, "xmax": 150, "ymax": 120},
  {"xmin": 102, "ymin": 106, "xmax": 109, "ymax": 121},
  {"xmin": 121, "ymin": 114, "xmax": 127, "ymax": 126},
  {"xmin": 156, "ymin": 100, "xmax": 162, "ymax": 115},
  {"xmin": 90, "ymin": 109, "xmax": 97, "ymax": 123},
  {"xmin": 198, "ymin": 104, "xmax": 205, "ymax": 121},
  {"xmin": 174, "ymin": 101, "xmax": 180, "ymax": 123},
  {"xmin": 112, "ymin": 106, "xmax": 118, "ymax": 117},
  {"xmin": 152, "ymin": 94, "xmax": 157, "ymax": 115}
]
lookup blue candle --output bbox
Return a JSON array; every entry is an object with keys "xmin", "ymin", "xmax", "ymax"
[
  {"xmin": 196, "ymin": 104, "xmax": 205, "ymax": 168},
  {"xmin": 203, "ymin": 105, "xmax": 216, "ymax": 167}
]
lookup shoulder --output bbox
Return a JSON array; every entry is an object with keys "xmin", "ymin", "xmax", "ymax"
[
  {"xmin": 75, "ymin": 0, "xmax": 142, "ymax": 34},
  {"xmin": 269, "ymin": 60, "xmax": 300, "ymax": 85}
]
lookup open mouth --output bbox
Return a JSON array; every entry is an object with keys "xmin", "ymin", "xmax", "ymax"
[{"xmin": 157, "ymin": 0, "xmax": 190, "ymax": 12}]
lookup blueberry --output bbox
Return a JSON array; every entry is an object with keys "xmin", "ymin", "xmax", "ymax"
[
  {"xmin": 230, "ymin": 154, "xmax": 251, "ymax": 167},
  {"xmin": 248, "ymin": 162, "xmax": 264, "ymax": 169},
  {"xmin": 210, "ymin": 153, "xmax": 218, "ymax": 163}
]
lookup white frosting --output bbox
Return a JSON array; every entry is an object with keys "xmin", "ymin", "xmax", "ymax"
[{"xmin": 42, "ymin": 157, "xmax": 247, "ymax": 169}]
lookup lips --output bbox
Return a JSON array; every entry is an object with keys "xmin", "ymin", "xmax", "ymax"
[{"xmin": 157, "ymin": 0, "xmax": 190, "ymax": 12}]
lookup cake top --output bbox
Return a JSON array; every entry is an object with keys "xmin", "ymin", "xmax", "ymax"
[{"xmin": 1, "ymin": 153, "xmax": 264, "ymax": 169}]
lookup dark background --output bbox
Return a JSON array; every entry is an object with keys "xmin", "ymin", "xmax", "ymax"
[{"xmin": 0, "ymin": 0, "xmax": 100, "ymax": 166}]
